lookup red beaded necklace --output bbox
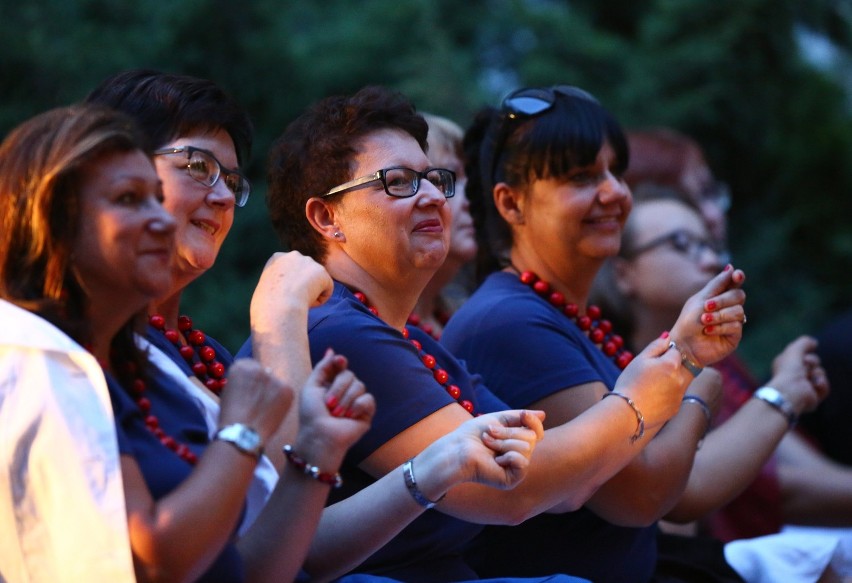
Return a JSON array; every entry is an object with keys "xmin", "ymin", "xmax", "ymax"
[
  {"xmin": 516, "ymin": 270, "xmax": 634, "ymax": 370},
  {"xmin": 92, "ymin": 350, "xmax": 199, "ymax": 466},
  {"xmin": 149, "ymin": 314, "xmax": 227, "ymax": 395},
  {"xmin": 351, "ymin": 290, "xmax": 476, "ymax": 415}
]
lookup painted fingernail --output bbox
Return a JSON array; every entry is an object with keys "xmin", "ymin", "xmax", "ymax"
[
  {"xmin": 704, "ymin": 325, "xmax": 715, "ymax": 333},
  {"xmin": 703, "ymin": 313, "xmax": 714, "ymax": 324},
  {"xmin": 344, "ymin": 408, "xmax": 354, "ymax": 418},
  {"xmin": 326, "ymin": 395, "xmax": 339, "ymax": 410},
  {"xmin": 705, "ymin": 300, "xmax": 717, "ymax": 311},
  {"xmin": 332, "ymin": 405, "xmax": 345, "ymax": 417},
  {"xmin": 660, "ymin": 331, "xmax": 669, "ymax": 339},
  {"xmin": 724, "ymin": 264, "xmax": 733, "ymax": 272}
]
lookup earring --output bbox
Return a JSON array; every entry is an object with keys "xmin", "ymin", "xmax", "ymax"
[{"xmin": 333, "ymin": 231, "xmax": 341, "ymax": 238}]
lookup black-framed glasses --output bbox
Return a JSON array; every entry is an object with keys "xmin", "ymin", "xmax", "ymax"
[
  {"xmin": 625, "ymin": 229, "xmax": 721, "ymax": 262},
  {"xmin": 153, "ymin": 146, "xmax": 251, "ymax": 207},
  {"xmin": 320, "ymin": 166, "xmax": 456, "ymax": 199},
  {"xmin": 487, "ymin": 85, "xmax": 600, "ymax": 184}
]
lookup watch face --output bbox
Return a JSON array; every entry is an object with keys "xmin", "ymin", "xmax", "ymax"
[{"xmin": 217, "ymin": 424, "xmax": 262, "ymax": 457}]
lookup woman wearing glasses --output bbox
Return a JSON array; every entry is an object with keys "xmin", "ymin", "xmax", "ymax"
[
  {"xmin": 252, "ymin": 84, "xmax": 746, "ymax": 581},
  {"xmin": 440, "ymin": 86, "xmax": 753, "ymax": 582},
  {"xmin": 591, "ymin": 194, "xmax": 852, "ymax": 581}
]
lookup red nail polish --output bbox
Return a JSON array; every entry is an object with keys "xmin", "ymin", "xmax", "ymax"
[
  {"xmin": 344, "ymin": 409, "xmax": 354, "ymax": 418},
  {"xmin": 660, "ymin": 331, "xmax": 669, "ymax": 339},
  {"xmin": 704, "ymin": 325, "xmax": 715, "ymax": 334},
  {"xmin": 706, "ymin": 301, "xmax": 717, "ymax": 311},
  {"xmin": 724, "ymin": 264, "xmax": 732, "ymax": 272},
  {"xmin": 326, "ymin": 395, "xmax": 339, "ymax": 410},
  {"xmin": 332, "ymin": 405, "xmax": 345, "ymax": 417},
  {"xmin": 703, "ymin": 313, "xmax": 713, "ymax": 324}
]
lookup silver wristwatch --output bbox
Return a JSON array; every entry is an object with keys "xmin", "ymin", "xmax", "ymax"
[
  {"xmin": 753, "ymin": 386, "xmax": 797, "ymax": 428},
  {"xmin": 215, "ymin": 423, "xmax": 263, "ymax": 459}
]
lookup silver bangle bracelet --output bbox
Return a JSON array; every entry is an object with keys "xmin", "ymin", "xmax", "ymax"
[
  {"xmin": 668, "ymin": 340, "xmax": 704, "ymax": 378},
  {"xmin": 602, "ymin": 391, "xmax": 645, "ymax": 443},
  {"xmin": 682, "ymin": 395, "xmax": 712, "ymax": 449},
  {"xmin": 403, "ymin": 458, "xmax": 446, "ymax": 509}
]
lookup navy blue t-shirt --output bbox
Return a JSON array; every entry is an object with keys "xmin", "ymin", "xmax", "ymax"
[
  {"xmin": 237, "ymin": 282, "xmax": 570, "ymax": 583},
  {"xmin": 107, "ymin": 363, "xmax": 244, "ymax": 582},
  {"xmin": 442, "ymin": 272, "xmax": 657, "ymax": 583}
]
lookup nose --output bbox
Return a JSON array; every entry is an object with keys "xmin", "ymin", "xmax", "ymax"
[
  {"xmin": 207, "ymin": 178, "xmax": 237, "ymax": 209},
  {"xmin": 597, "ymin": 172, "xmax": 630, "ymax": 204},
  {"xmin": 148, "ymin": 199, "xmax": 177, "ymax": 235},
  {"xmin": 697, "ymin": 245, "xmax": 724, "ymax": 272},
  {"xmin": 415, "ymin": 179, "xmax": 447, "ymax": 208}
]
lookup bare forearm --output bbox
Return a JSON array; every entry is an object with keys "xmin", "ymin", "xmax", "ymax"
[
  {"xmin": 777, "ymin": 433, "xmax": 852, "ymax": 526},
  {"xmin": 667, "ymin": 399, "xmax": 788, "ymax": 522},
  {"xmin": 587, "ymin": 404, "xmax": 703, "ymax": 526},
  {"xmin": 252, "ymin": 303, "xmax": 312, "ymax": 466},
  {"xmin": 126, "ymin": 445, "xmax": 256, "ymax": 583}
]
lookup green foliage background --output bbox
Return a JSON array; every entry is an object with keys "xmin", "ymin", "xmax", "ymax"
[{"xmin": 3, "ymin": 0, "xmax": 851, "ymax": 377}]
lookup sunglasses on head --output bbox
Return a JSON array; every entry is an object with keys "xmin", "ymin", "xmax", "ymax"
[{"xmin": 487, "ymin": 85, "xmax": 600, "ymax": 185}]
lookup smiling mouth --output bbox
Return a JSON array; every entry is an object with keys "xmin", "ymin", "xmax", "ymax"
[{"xmin": 191, "ymin": 220, "xmax": 216, "ymax": 235}]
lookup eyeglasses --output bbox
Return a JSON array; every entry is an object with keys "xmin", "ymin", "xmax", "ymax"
[
  {"xmin": 699, "ymin": 180, "xmax": 731, "ymax": 213},
  {"xmin": 153, "ymin": 146, "xmax": 251, "ymax": 207},
  {"xmin": 487, "ymin": 85, "xmax": 600, "ymax": 184},
  {"xmin": 625, "ymin": 229, "xmax": 721, "ymax": 262},
  {"xmin": 320, "ymin": 166, "xmax": 456, "ymax": 199}
]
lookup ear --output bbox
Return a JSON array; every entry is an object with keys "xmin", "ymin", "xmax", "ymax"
[
  {"xmin": 305, "ymin": 197, "xmax": 342, "ymax": 242},
  {"xmin": 612, "ymin": 256, "xmax": 635, "ymax": 297},
  {"xmin": 493, "ymin": 182, "xmax": 525, "ymax": 225}
]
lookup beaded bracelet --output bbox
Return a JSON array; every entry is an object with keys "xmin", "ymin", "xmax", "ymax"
[
  {"xmin": 282, "ymin": 444, "xmax": 343, "ymax": 488},
  {"xmin": 403, "ymin": 458, "xmax": 446, "ymax": 509},
  {"xmin": 602, "ymin": 391, "xmax": 645, "ymax": 443},
  {"xmin": 682, "ymin": 395, "xmax": 712, "ymax": 449},
  {"xmin": 668, "ymin": 340, "xmax": 704, "ymax": 378}
]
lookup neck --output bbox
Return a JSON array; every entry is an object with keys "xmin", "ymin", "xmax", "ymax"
[
  {"xmin": 87, "ymin": 303, "xmax": 137, "ymax": 365},
  {"xmin": 151, "ymin": 290, "xmax": 184, "ymax": 330},
  {"xmin": 326, "ymin": 254, "xmax": 430, "ymax": 330},
  {"xmin": 630, "ymin": 303, "xmax": 682, "ymax": 352},
  {"xmin": 412, "ymin": 259, "xmax": 460, "ymax": 327},
  {"xmin": 509, "ymin": 246, "xmax": 603, "ymax": 312}
]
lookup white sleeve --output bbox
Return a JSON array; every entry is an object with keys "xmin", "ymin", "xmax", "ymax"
[{"xmin": 0, "ymin": 341, "xmax": 136, "ymax": 583}]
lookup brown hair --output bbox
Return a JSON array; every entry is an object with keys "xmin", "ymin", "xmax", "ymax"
[
  {"xmin": 0, "ymin": 104, "xmax": 149, "ymax": 371},
  {"xmin": 267, "ymin": 86, "xmax": 428, "ymax": 262}
]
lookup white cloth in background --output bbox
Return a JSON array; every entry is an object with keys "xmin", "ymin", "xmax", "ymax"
[
  {"xmin": 725, "ymin": 525, "xmax": 852, "ymax": 583},
  {"xmin": 139, "ymin": 335, "xmax": 279, "ymax": 534},
  {"xmin": 0, "ymin": 300, "xmax": 135, "ymax": 583}
]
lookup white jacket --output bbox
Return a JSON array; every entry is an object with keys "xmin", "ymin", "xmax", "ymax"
[{"xmin": 0, "ymin": 300, "xmax": 135, "ymax": 583}]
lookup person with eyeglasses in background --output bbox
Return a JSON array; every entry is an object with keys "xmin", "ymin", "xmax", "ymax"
[
  {"xmin": 611, "ymin": 129, "xmax": 852, "ymax": 579},
  {"xmin": 407, "ymin": 112, "xmax": 479, "ymax": 340},
  {"xmin": 241, "ymin": 84, "xmax": 750, "ymax": 581},
  {"xmin": 441, "ymin": 86, "xmax": 756, "ymax": 583}
]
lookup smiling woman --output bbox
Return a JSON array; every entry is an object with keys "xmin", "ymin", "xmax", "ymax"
[{"xmin": 240, "ymin": 84, "xmax": 746, "ymax": 582}]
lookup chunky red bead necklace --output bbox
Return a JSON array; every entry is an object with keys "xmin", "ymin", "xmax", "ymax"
[
  {"xmin": 149, "ymin": 314, "xmax": 227, "ymax": 395},
  {"xmin": 352, "ymin": 290, "xmax": 476, "ymax": 415},
  {"xmin": 91, "ymin": 350, "xmax": 199, "ymax": 466},
  {"xmin": 517, "ymin": 270, "xmax": 634, "ymax": 370}
]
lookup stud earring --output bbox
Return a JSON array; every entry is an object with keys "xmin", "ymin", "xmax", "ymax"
[{"xmin": 333, "ymin": 231, "xmax": 341, "ymax": 238}]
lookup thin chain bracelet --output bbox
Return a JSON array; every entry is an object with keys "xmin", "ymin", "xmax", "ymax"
[
  {"xmin": 282, "ymin": 444, "xmax": 343, "ymax": 488},
  {"xmin": 602, "ymin": 391, "xmax": 645, "ymax": 443}
]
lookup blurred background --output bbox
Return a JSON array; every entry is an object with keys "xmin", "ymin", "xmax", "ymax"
[{"xmin": 3, "ymin": 0, "xmax": 851, "ymax": 376}]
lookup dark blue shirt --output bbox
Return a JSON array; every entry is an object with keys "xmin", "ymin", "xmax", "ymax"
[
  {"xmin": 107, "ymin": 362, "xmax": 244, "ymax": 582},
  {"xmin": 237, "ymin": 282, "xmax": 589, "ymax": 583},
  {"xmin": 442, "ymin": 272, "xmax": 657, "ymax": 583}
]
